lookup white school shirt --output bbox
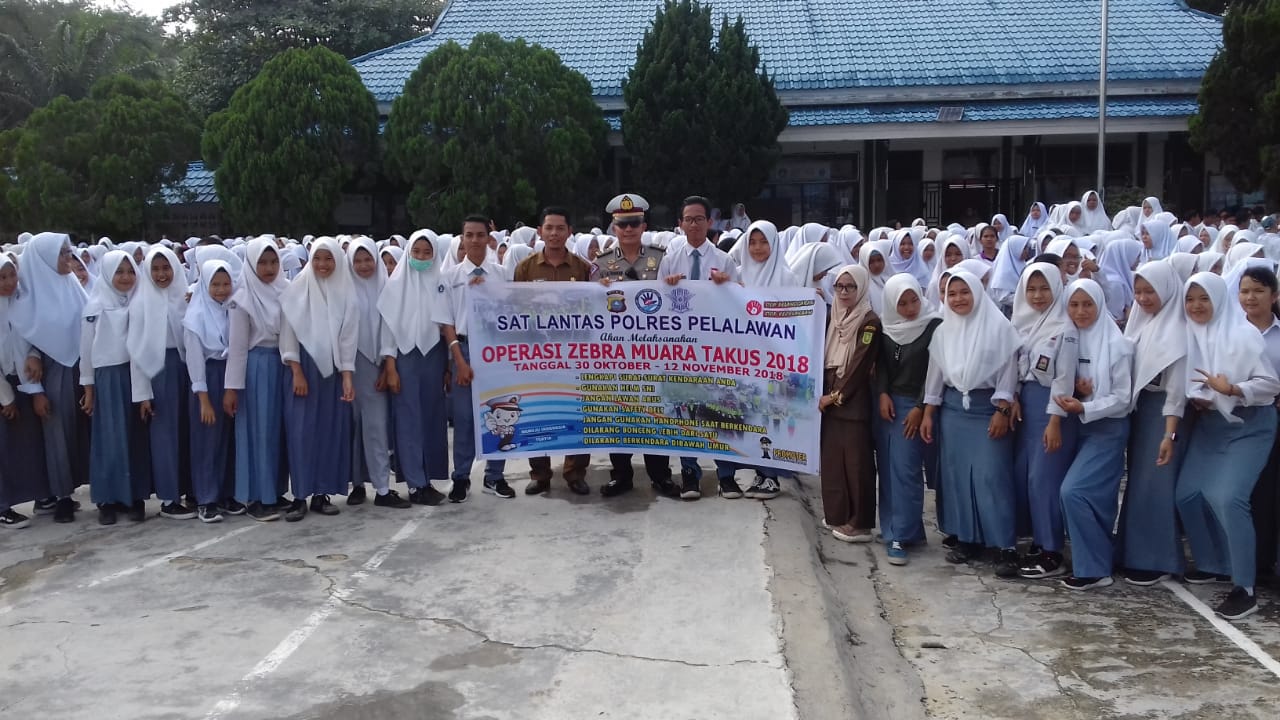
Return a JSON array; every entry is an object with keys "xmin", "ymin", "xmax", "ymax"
[
  {"xmin": 78, "ymin": 313, "xmax": 131, "ymax": 385},
  {"xmin": 923, "ymin": 355, "xmax": 1018, "ymax": 406},
  {"xmin": 279, "ymin": 311, "xmax": 358, "ymax": 374},
  {"xmin": 657, "ymin": 241, "xmax": 741, "ymax": 283},
  {"xmin": 131, "ymin": 311, "xmax": 183, "ymax": 402},
  {"xmin": 434, "ymin": 256, "xmax": 509, "ymax": 337},
  {"xmin": 1018, "ymin": 330, "xmax": 1079, "ymax": 417},
  {"xmin": 1072, "ymin": 336, "xmax": 1134, "ymax": 424},
  {"xmin": 1262, "ymin": 318, "xmax": 1280, "ymax": 377},
  {"xmin": 222, "ymin": 306, "xmax": 281, "ymax": 391},
  {"xmin": 184, "ymin": 328, "xmax": 226, "ymax": 394}
]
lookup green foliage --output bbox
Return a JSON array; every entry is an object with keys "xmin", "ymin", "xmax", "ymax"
[
  {"xmin": 1186, "ymin": 1, "xmax": 1256, "ymax": 15},
  {"xmin": 1190, "ymin": 0, "xmax": 1280, "ymax": 203},
  {"xmin": 0, "ymin": 0, "xmax": 171, "ymax": 130},
  {"xmin": 2, "ymin": 74, "xmax": 201, "ymax": 238},
  {"xmin": 384, "ymin": 33, "xmax": 609, "ymax": 231},
  {"xmin": 201, "ymin": 45, "xmax": 380, "ymax": 235},
  {"xmin": 621, "ymin": 0, "xmax": 788, "ymax": 212},
  {"xmin": 166, "ymin": 0, "xmax": 441, "ymax": 117}
]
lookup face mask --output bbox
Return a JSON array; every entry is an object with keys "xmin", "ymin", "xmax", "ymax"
[{"xmin": 408, "ymin": 258, "xmax": 433, "ymax": 272}]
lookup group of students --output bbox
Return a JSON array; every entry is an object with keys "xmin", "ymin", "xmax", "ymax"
[{"xmin": 808, "ymin": 192, "xmax": 1280, "ymax": 623}]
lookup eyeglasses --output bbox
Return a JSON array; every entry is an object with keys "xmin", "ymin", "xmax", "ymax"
[
  {"xmin": 614, "ymin": 219, "xmax": 643, "ymax": 229},
  {"xmin": 681, "ymin": 216, "xmax": 707, "ymax": 224},
  {"xmin": 833, "ymin": 284, "xmax": 857, "ymax": 292}
]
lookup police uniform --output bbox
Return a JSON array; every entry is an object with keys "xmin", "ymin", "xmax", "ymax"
[{"xmin": 598, "ymin": 193, "xmax": 678, "ymax": 498}]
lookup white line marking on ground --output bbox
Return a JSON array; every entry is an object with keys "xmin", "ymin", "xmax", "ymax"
[
  {"xmin": 205, "ymin": 518, "xmax": 421, "ymax": 719},
  {"xmin": 1162, "ymin": 579, "xmax": 1280, "ymax": 680},
  {"xmin": 0, "ymin": 525, "xmax": 259, "ymax": 616}
]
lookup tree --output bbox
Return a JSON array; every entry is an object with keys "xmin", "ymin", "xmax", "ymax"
[
  {"xmin": 384, "ymin": 33, "xmax": 609, "ymax": 231},
  {"xmin": 166, "ymin": 0, "xmax": 441, "ymax": 117},
  {"xmin": 0, "ymin": 0, "xmax": 171, "ymax": 130},
  {"xmin": 2, "ymin": 74, "xmax": 201, "ymax": 238},
  {"xmin": 622, "ymin": 0, "xmax": 788, "ymax": 212},
  {"xmin": 1189, "ymin": 0, "xmax": 1280, "ymax": 203},
  {"xmin": 201, "ymin": 45, "xmax": 380, "ymax": 235}
]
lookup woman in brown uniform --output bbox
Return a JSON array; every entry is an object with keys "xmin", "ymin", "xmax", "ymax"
[{"xmin": 819, "ymin": 264, "xmax": 882, "ymax": 542}]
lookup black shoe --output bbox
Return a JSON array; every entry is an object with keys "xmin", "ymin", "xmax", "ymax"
[
  {"xmin": 374, "ymin": 489, "xmax": 413, "ymax": 508},
  {"xmin": 220, "ymin": 499, "xmax": 247, "ymax": 516},
  {"xmin": 565, "ymin": 477, "xmax": 590, "ymax": 496},
  {"xmin": 601, "ymin": 477, "xmax": 634, "ymax": 497},
  {"xmin": 718, "ymin": 477, "xmax": 743, "ymax": 499},
  {"xmin": 743, "ymin": 476, "xmax": 780, "ymax": 500},
  {"xmin": 1215, "ymin": 586, "xmax": 1259, "ymax": 621},
  {"xmin": 159, "ymin": 501, "xmax": 196, "ymax": 520},
  {"xmin": 1060, "ymin": 575, "xmax": 1114, "ymax": 591},
  {"xmin": 284, "ymin": 499, "xmax": 307, "ymax": 522},
  {"xmin": 127, "ymin": 500, "xmax": 146, "ymax": 523},
  {"xmin": 449, "ymin": 481, "xmax": 470, "ymax": 503},
  {"xmin": 945, "ymin": 542, "xmax": 980, "ymax": 564},
  {"xmin": 97, "ymin": 504, "xmax": 117, "ymax": 526},
  {"xmin": 33, "ymin": 496, "xmax": 58, "ymax": 515},
  {"xmin": 483, "ymin": 480, "xmax": 516, "ymax": 499},
  {"xmin": 409, "ymin": 486, "xmax": 447, "ymax": 506},
  {"xmin": 524, "ymin": 478, "xmax": 550, "ymax": 496},
  {"xmin": 651, "ymin": 477, "xmax": 680, "ymax": 498},
  {"xmin": 53, "ymin": 497, "xmax": 76, "ymax": 523},
  {"xmin": 1019, "ymin": 551, "xmax": 1066, "ymax": 579},
  {"xmin": 309, "ymin": 495, "xmax": 340, "ymax": 516},
  {"xmin": 993, "ymin": 549, "xmax": 1021, "ymax": 578},
  {"xmin": 0, "ymin": 509, "xmax": 31, "ymax": 529},
  {"xmin": 347, "ymin": 485, "xmax": 367, "ymax": 506},
  {"xmin": 941, "ymin": 534, "xmax": 959, "ymax": 550},
  {"xmin": 197, "ymin": 504, "xmax": 223, "ymax": 524},
  {"xmin": 1024, "ymin": 544, "xmax": 1044, "ymax": 559},
  {"xmin": 680, "ymin": 472, "xmax": 701, "ymax": 501},
  {"xmin": 246, "ymin": 502, "xmax": 281, "ymax": 522},
  {"xmin": 1184, "ymin": 570, "xmax": 1232, "ymax": 584},
  {"xmin": 1123, "ymin": 569, "xmax": 1172, "ymax": 587}
]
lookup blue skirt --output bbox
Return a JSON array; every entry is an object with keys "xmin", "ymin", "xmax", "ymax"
[
  {"xmin": 874, "ymin": 393, "xmax": 927, "ymax": 544},
  {"xmin": 89, "ymin": 363, "xmax": 149, "ymax": 504},
  {"xmin": 1060, "ymin": 415, "xmax": 1129, "ymax": 578},
  {"xmin": 147, "ymin": 348, "xmax": 188, "ymax": 502},
  {"xmin": 1117, "ymin": 390, "xmax": 1188, "ymax": 575},
  {"xmin": 1015, "ymin": 383, "xmax": 1079, "ymax": 551},
  {"xmin": 189, "ymin": 358, "xmax": 232, "ymax": 505},
  {"xmin": 235, "ymin": 347, "xmax": 287, "ymax": 505},
  {"xmin": 939, "ymin": 387, "xmax": 1015, "ymax": 548},
  {"xmin": 0, "ymin": 375, "xmax": 48, "ymax": 509},
  {"xmin": 283, "ymin": 350, "xmax": 352, "ymax": 497}
]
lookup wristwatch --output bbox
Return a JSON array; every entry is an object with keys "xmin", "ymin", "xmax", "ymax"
[
  {"xmin": 1164, "ymin": 432, "xmax": 1178, "ymax": 442},
  {"xmin": 996, "ymin": 405, "xmax": 1011, "ymax": 417}
]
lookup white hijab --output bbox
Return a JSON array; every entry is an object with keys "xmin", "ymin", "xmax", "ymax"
[
  {"xmin": 989, "ymin": 235, "xmax": 1031, "ymax": 298},
  {"xmin": 737, "ymin": 221, "xmax": 801, "ymax": 287},
  {"xmin": 1011, "ymin": 262, "xmax": 1069, "ymax": 358},
  {"xmin": 1184, "ymin": 271, "xmax": 1266, "ymax": 422},
  {"xmin": 881, "ymin": 274, "xmax": 937, "ymax": 346},
  {"xmin": 10, "ymin": 232, "xmax": 87, "ymax": 366},
  {"xmin": 82, "ymin": 250, "xmax": 138, "ymax": 360},
  {"xmin": 1141, "ymin": 219, "xmax": 1177, "ymax": 261},
  {"xmin": 1125, "ymin": 261, "xmax": 1186, "ymax": 408},
  {"xmin": 1097, "ymin": 237, "xmax": 1143, "ymax": 321},
  {"xmin": 347, "ymin": 236, "xmax": 387, "ymax": 363},
  {"xmin": 378, "ymin": 230, "xmax": 448, "ymax": 355},
  {"xmin": 927, "ymin": 234, "xmax": 971, "ymax": 302},
  {"xmin": 928, "ymin": 270, "xmax": 1020, "ymax": 409},
  {"xmin": 1020, "ymin": 202, "xmax": 1048, "ymax": 240},
  {"xmin": 1080, "ymin": 191, "xmax": 1111, "ymax": 233},
  {"xmin": 128, "ymin": 246, "xmax": 188, "ymax": 379},
  {"xmin": 281, "ymin": 237, "xmax": 356, "ymax": 378},
  {"xmin": 183, "ymin": 259, "xmax": 234, "ymax": 356},
  {"xmin": 229, "ymin": 238, "xmax": 288, "ymax": 342},
  {"xmin": 858, "ymin": 240, "xmax": 892, "ymax": 314},
  {"xmin": 887, "ymin": 228, "xmax": 931, "ymax": 286},
  {"xmin": 1065, "ymin": 278, "xmax": 1130, "ymax": 403}
]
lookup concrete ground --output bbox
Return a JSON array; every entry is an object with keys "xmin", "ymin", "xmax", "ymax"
[{"xmin": 2, "ymin": 456, "xmax": 1279, "ymax": 719}]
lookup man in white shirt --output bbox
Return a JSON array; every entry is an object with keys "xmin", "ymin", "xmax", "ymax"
[
  {"xmin": 658, "ymin": 195, "xmax": 739, "ymax": 500},
  {"xmin": 437, "ymin": 214, "xmax": 513, "ymax": 500}
]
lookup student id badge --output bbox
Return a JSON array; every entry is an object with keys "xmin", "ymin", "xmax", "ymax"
[{"xmin": 1035, "ymin": 355, "xmax": 1050, "ymax": 373}]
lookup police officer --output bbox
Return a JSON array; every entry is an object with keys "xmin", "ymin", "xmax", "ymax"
[{"xmin": 598, "ymin": 194, "xmax": 678, "ymax": 498}]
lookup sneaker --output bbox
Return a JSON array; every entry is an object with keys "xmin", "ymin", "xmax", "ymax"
[
  {"xmin": 347, "ymin": 484, "xmax": 367, "ymax": 506},
  {"xmin": 197, "ymin": 504, "xmax": 223, "ymax": 524},
  {"xmin": 601, "ymin": 477, "xmax": 634, "ymax": 497},
  {"xmin": 1018, "ymin": 551, "xmax": 1067, "ymax": 579},
  {"xmin": 993, "ymin": 549, "xmax": 1021, "ymax": 578},
  {"xmin": 945, "ymin": 542, "xmax": 981, "ymax": 564},
  {"xmin": 680, "ymin": 472, "xmax": 701, "ymax": 500},
  {"xmin": 309, "ymin": 495, "xmax": 340, "ymax": 516},
  {"xmin": 33, "ymin": 496, "xmax": 59, "ymax": 515},
  {"xmin": 53, "ymin": 497, "xmax": 76, "ymax": 523},
  {"xmin": 127, "ymin": 500, "xmax": 146, "ymax": 523},
  {"xmin": 886, "ymin": 541, "xmax": 908, "ymax": 566},
  {"xmin": 159, "ymin": 501, "xmax": 196, "ymax": 520},
  {"xmin": 220, "ymin": 499, "xmax": 247, "ymax": 516},
  {"xmin": 449, "ymin": 481, "xmax": 470, "ymax": 504},
  {"xmin": 718, "ymin": 477, "xmax": 743, "ymax": 499},
  {"xmin": 651, "ymin": 477, "xmax": 680, "ymax": 498},
  {"xmin": 246, "ymin": 502, "xmax": 281, "ymax": 522},
  {"xmin": 97, "ymin": 504, "xmax": 117, "ymax": 526},
  {"xmin": 409, "ymin": 486, "xmax": 447, "ymax": 506},
  {"xmin": 941, "ymin": 534, "xmax": 959, "ymax": 550},
  {"xmin": 284, "ymin": 499, "xmax": 307, "ymax": 522},
  {"xmin": 1, "ymin": 509, "xmax": 31, "ymax": 529},
  {"xmin": 744, "ymin": 476, "xmax": 780, "ymax": 500},
  {"xmin": 1184, "ymin": 570, "xmax": 1231, "ymax": 585},
  {"xmin": 1123, "ymin": 569, "xmax": 1171, "ymax": 587},
  {"xmin": 1215, "ymin": 586, "xmax": 1259, "ymax": 621},
  {"xmin": 1060, "ymin": 575, "xmax": 1114, "ymax": 591},
  {"xmin": 832, "ymin": 527, "xmax": 874, "ymax": 543},
  {"xmin": 374, "ymin": 489, "xmax": 413, "ymax": 508},
  {"xmin": 483, "ymin": 480, "xmax": 516, "ymax": 499}
]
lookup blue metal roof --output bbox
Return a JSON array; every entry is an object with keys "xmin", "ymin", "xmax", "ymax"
[
  {"xmin": 162, "ymin": 161, "xmax": 217, "ymax": 204},
  {"xmin": 352, "ymin": 0, "xmax": 1222, "ymax": 103}
]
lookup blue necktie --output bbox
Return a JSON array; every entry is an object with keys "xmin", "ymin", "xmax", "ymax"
[
  {"xmin": 471, "ymin": 267, "xmax": 485, "ymax": 277},
  {"xmin": 690, "ymin": 249, "xmax": 702, "ymax": 281}
]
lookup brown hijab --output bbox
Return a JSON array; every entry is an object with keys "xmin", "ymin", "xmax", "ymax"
[{"xmin": 825, "ymin": 264, "xmax": 873, "ymax": 379}]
